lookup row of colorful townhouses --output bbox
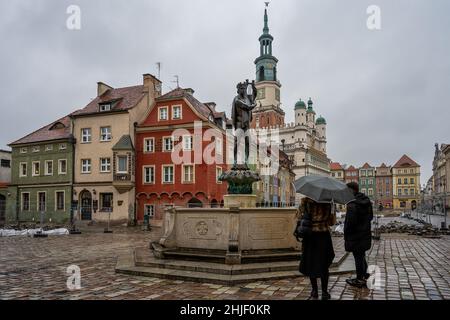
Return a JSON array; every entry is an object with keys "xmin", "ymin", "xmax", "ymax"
[
  {"xmin": 330, "ymin": 154, "xmax": 421, "ymax": 210},
  {"xmin": 0, "ymin": 74, "xmax": 296, "ymax": 227}
]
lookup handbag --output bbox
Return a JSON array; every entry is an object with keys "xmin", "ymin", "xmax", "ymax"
[{"xmin": 294, "ymin": 211, "xmax": 313, "ymax": 240}]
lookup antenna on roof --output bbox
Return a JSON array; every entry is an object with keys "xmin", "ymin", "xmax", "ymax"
[
  {"xmin": 172, "ymin": 75, "xmax": 180, "ymax": 88},
  {"xmin": 156, "ymin": 62, "xmax": 161, "ymax": 80}
]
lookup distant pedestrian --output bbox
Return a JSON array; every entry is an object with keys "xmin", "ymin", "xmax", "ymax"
[
  {"xmin": 298, "ymin": 197, "xmax": 336, "ymax": 300},
  {"xmin": 344, "ymin": 182, "xmax": 374, "ymax": 288}
]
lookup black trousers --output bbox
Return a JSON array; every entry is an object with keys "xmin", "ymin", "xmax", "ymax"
[{"xmin": 352, "ymin": 251, "xmax": 368, "ymax": 280}]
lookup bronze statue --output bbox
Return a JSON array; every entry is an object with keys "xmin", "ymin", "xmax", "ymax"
[{"xmin": 231, "ymin": 80, "xmax": 257, "ymax": 167}]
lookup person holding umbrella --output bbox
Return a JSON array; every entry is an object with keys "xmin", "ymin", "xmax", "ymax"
[
  {"xmin": 297, "ymin": 197, "xmax": 336, "ymax": 300},
  {"xmin": 295, "ymin": 175, "xmax": 355, "ymax": 300}
]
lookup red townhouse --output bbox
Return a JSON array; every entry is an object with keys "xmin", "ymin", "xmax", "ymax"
[
  {"xmin": 344, "ymin": 165, "xmax": 359, "ymax": 184},
  {"xmin": 135, "ymin": 87, "xmax": 229, "ymax": 224}
]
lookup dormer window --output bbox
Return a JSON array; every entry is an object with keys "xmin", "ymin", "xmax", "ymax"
[{"xmin": 100, "ymin": 104, "xmax": 111, "ymax": 112}]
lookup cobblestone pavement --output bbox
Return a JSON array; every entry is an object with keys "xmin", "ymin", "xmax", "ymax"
[{"xmin": 0, "ymin": 227, "xmax": 449, "ymax": 300}]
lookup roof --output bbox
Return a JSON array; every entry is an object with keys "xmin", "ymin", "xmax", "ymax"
[
  {"xmin": 393, "ymin": 154, "xmax": 420, "ymax": 168},
  {"xmin": 295, "ymin": 99, "xmax": 306, "ymax": 109},
  {"xmin": 330, "ymin": 162, "xmax": 343, "ymax": 170},
  {"xmin": 71, "ymin": 85, "xmax": 145, "ymax": 117},
  {"xmin": 156, "ymin": 88, "xmax": 214, "ymax": 121},
  {"xmin": 316, "ymin": 116, "xmax": 326, "ymax": 125},
  {"xmin": 346, "ymin": 165, "xmax": 357, "ymax": 171},
  {"xmin": 112, "ymin": 135, "xmax": 134, "ymax": 151},
  {"xmin": 378, "ymin": 163, "xmax": 388, "ymax": 168},
  {"xmin": 9, "ymin": 115, "xmax": 73, "ymax": 146},
  {"xmin": 0, "ymin": 149, "xmax": 11, "ymax": 154},
  {"xmin": 361, "ymin": 162, "xmax": 372, "ymax": 169}
]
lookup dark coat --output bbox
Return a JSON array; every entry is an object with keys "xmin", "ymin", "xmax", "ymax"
[{"xmin": 344, "ymin": 192, "xmax": 373, "ymax": 253}]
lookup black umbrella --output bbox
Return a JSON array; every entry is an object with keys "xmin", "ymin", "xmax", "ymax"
[{"xmin": 294, "ymin": 175, "xmax": 355, "ymax": 204}]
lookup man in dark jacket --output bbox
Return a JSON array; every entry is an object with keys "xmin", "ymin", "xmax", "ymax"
[{"xmin": 344, "ymin": 182, "xmax": 374, "ymax": 287}]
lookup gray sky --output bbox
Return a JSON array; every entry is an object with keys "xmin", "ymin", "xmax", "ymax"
[{"xmin": 1, "ymin": 0, "xmax": 449, "ymax": 182}]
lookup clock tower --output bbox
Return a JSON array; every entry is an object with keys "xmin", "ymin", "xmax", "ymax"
[{"xmin": 251, "ymin": 3, "xmax": 285, "ymax": 129}]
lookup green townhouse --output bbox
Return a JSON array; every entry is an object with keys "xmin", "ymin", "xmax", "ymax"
[
  {"xmin": 359, "ymin": 162, "xmax": 376, "ymax": 202},
  {"xmin": 7, "ymin": 115, "xmax": 75, "ymax": 224}
]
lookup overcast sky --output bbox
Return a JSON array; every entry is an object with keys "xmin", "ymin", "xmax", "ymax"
[{"xmin": 1, "ymin": 0, "xmax": 449, "ymax": 182}]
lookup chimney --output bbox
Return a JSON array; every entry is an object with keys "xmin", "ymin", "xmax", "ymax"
[
  {"xmin": 97, "ymin": 82, "xmax": 113, "ymax": 97},
  {"xmin": 143, "ymin": 73, "xmax": 162, "ymax": 98}
]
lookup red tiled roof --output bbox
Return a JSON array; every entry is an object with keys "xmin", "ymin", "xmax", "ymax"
[
  {"xmin": 361, "ymin": 162, "xmax": 372, "ymax": 169},
  {"xmin": 393, "ymin": 154, "xmax": 419, "ymax": 168},
  {"xmin": 9, "ymin": 115, "xmax": 72, "ymax": 146},
  {"xmin": 330, "ymin": 162, "xmax": 343, "ymax": 170},
  {"xmin": 157, "ymin": 88, "xmax": 214, "ymax": 121},
  {"xmin": 71, "ymin": 85, "xmax": 145, "ymax": 116}
]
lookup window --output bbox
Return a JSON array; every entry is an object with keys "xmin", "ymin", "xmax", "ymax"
[
  {"xmin": 81, "ymin": 128, "xmax": 91, "ymax": 143},
  {"xmin": 32, "ymin": 161, "xmax": 40, "ymax": 176},
  {"xmin": 332, "ymin": 173, "xmax": 335, "ymax": 177},
  {"xmin": 410, "ymin": 178, "xmax": 414, "ymax": 184},
  {"xmin": 410, "ymin": 169, "xmax": 414, "ymax": 173},
  {"xmin": 59, "ymin": 143, "xmax": 67, "ymax": 150},
  {"xmin": 361, "ymin": 188, "xmax": 367, "ymax": 195},
  {"xmin": 21, "ymin": 193, "xmax": 30, "ymax": 211},
  {"xmin": 100, "ymin": 193, "xmax": 113, "ymax": 212},
  {"xmin": 20, "ymin": 147, "xmax": 27, "ymax": 154},
  {"xmin": 58, "ymin": 159, "xmax": 67, "ymax": 175},
  {"xmin": 257, "ymin": 88, "xmax": 266, "ymax": 100},
  {"xmin": 81, "ymin": 159, "xmax": 91, "ymax": 173},
  {"xmin": 144, "ymin": 205, "xmax": 155, "ymax": 217},
  {"xmin": 45, "ymin": 160, "xmax": 53, "ymax": 176},
  {"xmin": 404, "ymin": 189, "xmax": 408, "ymax": 196},
  {"xmin": 144, "ymin": 138, "xmax": 154, "ymax": 153},
  {"xmin": 158, "ymin": 107, "xmax": 168, "ymax": 121},
  {"xmin": 172, "ymin": 105, "xmax": 182, "ymax": 119},
  {"xmin": 163, "ymin": 137, "xmax": 173, "ymax": 152},
  {"xmin": 32, "ymin": 146, "xmax": 40, "ymax": 153},
  {"xmin": 100, "ymin": 127, "xmax": 112, "ymax": 141},
  {"xmin": 56, "ymin": 191, "xmax": 65, "ymax": 211},
  {"xmin": 275, "ymin": 88, "xmax": 280, "ymax": 101},
  {"xmin": 361, "ymin": 180, "xmax": 365, "ymax": 186},
  {"xmin": 368, "ymin": 189, "xmax": 373, "ymax": 196},
  {"xmin": 162, "ymin": 165, "xmax": 174, "ymax": 183},
  {"xmin": 183, "ymin": 135, "xmax": 193, "ymax": 151},
  {"xmin": 100, "ymin": 104, "xmax": 111, "ymax": 112},
  {"xmin": 386, "ymin": 178, "xmax": 390, "ymax": 184},
  {"xmin": 338, "ymin": 172, "xmax": 342, "ymax": 177},
  {"xmin": 368, "ymin": 170, "xmax": 373, "ymax": 176},
  {"xmin": 216, "ymin": 167, "xmax": 223, "ymax": 184},
  {"xmin": 182, "ymin": 165, "xmax": 194, "ymax": 183},
  {"xmin": 117, "ymin": 156, "xmax": 128, "ymax": 173},
  {"xmin": 45, "ymin": 145, "xmax": 53, "ymax": 151},
  {"xmin": 410, "ymin": 189, "xmax": 415, "ymax": 196},
  {"xmin": 20, "ymin": 162, "xmax": 27, "ymax": 177},
  {"xmin": 143, "ymin": 166, "xmax": 155, "ymax": 184},
  {"xmin": 398, "ymin": 189, "xmax": 402, "ymax": 196},
  {"xmin": 386, "ymin": 190, "xmax": 390, "ymax": 196},
  {"xmin": 1, "ymin": 159, "xmax": 10, "ymax": 168},
  {"xmin": 100, "ymin": 158, "xmax": 111, "ymax": 173},
  {"xmin": 404, "ymin": 178, "xmax": 408, "ymax": 184},
  {"xmin": 38, "ymin": 192, "xmax": 46, "ymax": 212},
  {"xmin": 398, "ymin": 178, "xmax": 402, "ymax": 184},
  {"xmin": 368, "ymin": 179, "xmax": 373, "ymax": 185}
]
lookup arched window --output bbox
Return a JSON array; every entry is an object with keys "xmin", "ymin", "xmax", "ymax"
[{"xmin": 259, "ymin": 66, "xmax": 265, "ymax": 81}]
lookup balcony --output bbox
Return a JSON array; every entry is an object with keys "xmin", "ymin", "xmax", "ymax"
[{"xmin": 113, "ymin": 173, "xmax": 134, "ymax": 194}]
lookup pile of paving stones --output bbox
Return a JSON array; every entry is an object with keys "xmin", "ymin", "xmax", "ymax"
[
  {"xmin": 2, "ymin": 223, "xmax": 68, "ymax": 231},
  {"xmin": 377, "ymin": 221, "xmax": 449, "ymax": 237}
]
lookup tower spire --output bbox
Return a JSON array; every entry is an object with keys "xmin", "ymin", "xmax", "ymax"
[{"xmin": 263, "ymin": 2, "xmax": 270, "ymax": 34}]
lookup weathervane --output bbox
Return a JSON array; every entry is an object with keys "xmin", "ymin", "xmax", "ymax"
[{"xmin": 265, "ymin": 2, "xmax": 270, "ymax": 8}]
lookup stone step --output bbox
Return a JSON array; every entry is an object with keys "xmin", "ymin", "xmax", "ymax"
[
  {"xmin": 116, "ymin": 251, "xmax": 354, "ymax": 286},
  {"xmin": 136, "ymin": 248, "xmax": 299, "ymax": 275}
]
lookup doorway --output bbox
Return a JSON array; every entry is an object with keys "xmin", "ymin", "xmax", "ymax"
[{"xmin": 80, "ymin": 190, "xmax": 92, "ymax": 220}]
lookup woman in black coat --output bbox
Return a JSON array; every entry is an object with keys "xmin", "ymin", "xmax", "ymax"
[{"xmin": 298, "ymin": 197, "xmax": 336, "ymax": 300}]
